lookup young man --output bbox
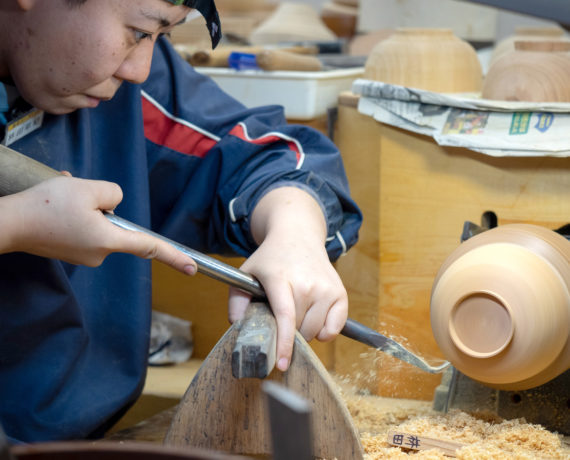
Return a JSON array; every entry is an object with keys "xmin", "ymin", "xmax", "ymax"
[{"xmin": 0, "ymin": 0, "xmax": 361, "ymax": 442}]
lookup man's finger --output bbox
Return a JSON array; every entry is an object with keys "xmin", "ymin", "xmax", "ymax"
[
  {"xmin": 228, "ymin": 287, "xmax": 252, "ymax": 323},
  {"xmin": 316, "ymin": 298, "xmax": 348, "ymax": 342},
  {"xmin": 266, "ymin": 286, "xmax": 296, "ymax": 372},
  {"xmin": 91, "ymin": 180, "xmax": 123, "ymax": 211},
  {"xmin": 114, "ymin": 229, "xmax": 197, "ymax": 275}
]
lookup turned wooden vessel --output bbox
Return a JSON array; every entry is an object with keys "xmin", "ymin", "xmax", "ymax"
[
  {"xmin": 249, "ymin": 2, "xmax": 337, "ymax": 45},
  {"xmin": 490, "ymin": 26, "xmax": 568, "ymax": 67},
  {"xmin": 483, "ymin": 40, "xmax": 570, "ymax": 102},
  {"xmin": 430, "ymin": 224, "xmax": 570, "ymax": 390},
  {"xmin": 321, "ymin": 2, "xmax": 358, "ymax": 39},
  {"xmin": 363, "ymin": 28, "xmax": 482, "ymax": 93}
]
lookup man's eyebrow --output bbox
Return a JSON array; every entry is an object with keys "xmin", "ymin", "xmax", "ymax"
[{"xmin": 140, "ymin": 10, "xmax": 184, "ymax": 28}]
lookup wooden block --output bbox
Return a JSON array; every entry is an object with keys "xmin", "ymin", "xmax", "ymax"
[{"xmin": 232, "ymin": 302, "xmax": 277, "ymax": 379}]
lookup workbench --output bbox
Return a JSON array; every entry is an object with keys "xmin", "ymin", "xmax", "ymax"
[{"xmin": 332, "ymin": 92, "xmax": 570, "ymax": 400}]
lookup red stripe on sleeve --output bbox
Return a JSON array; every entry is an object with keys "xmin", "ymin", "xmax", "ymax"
[
  {"xmin": 142, "ymin": 96, "xmax": 216, "ymax": 158},
  {"xmin": 229, "ymin": 124, "xmax": 301, "ymax": 164}
]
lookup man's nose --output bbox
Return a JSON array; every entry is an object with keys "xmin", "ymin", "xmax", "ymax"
[{"xmin": 114, "ymin": 42, "xmax": 154, "ymax": 84}]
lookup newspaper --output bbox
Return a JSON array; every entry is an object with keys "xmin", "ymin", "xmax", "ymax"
[{"xmin": 352, "ymin": 79, "xmax": 570, "ymax": 158}]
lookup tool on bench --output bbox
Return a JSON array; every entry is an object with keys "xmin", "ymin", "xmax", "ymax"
[{"xmin": 186, "ymin": 44, "xmax": 320, "ymax": 68}]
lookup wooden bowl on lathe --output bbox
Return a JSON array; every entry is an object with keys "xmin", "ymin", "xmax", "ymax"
[
  {"xmin": 430, "ymin": 224, "xmax": 570, "ymax": 391},
  {"xmin": 363, "ymin": 28, "xmax": 483, "ymax": 93},
  {"xmin": 483, "ymin": 40, "xmax": 570, "ymax": 102}
]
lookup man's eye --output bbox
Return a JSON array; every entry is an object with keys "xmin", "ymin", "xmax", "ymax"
[{"xmin": 133, "ymin": 30, "xmax": 153, "ymax": 43}]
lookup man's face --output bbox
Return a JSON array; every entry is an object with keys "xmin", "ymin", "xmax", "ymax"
[{"xmin": 7, "ymin": 0, "xmax": 189, "ymax": 114}]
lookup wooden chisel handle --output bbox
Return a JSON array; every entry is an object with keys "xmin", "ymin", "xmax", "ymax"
[
  {"xmin": 190, "ymin": 46, "xmax": 266, "ymax": 67},
  {"xmin": 0, "ymin": 144, "xmax": 60, "ymax": 195},
  {"xmin": 256, "ymin": 49, "xmax": 323, "ymax": 71},
  {"xmin": 189, "ymin": 45, "xmax": 320, "ymax": 67}
]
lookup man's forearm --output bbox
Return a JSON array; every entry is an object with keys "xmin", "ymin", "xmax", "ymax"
[{"xmin": 250, "ymin": 186, "xmax": 327, "ymax": 247}]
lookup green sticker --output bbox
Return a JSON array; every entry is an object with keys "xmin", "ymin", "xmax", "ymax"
[{"xmin": 509, "ymin": 112, "xmax": 531, "ymax": 135}]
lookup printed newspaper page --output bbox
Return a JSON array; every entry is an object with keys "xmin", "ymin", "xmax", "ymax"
[{"xmin": 352, "ymin": 79, "xmax": 570, "ymax": 158}]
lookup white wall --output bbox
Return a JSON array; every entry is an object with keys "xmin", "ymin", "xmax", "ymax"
[
  {"xmin": 494, "ymin": 10, "xmax": 561, "ymax": 41},
  {"xmin": 269, "ymin": 0, "xmax": 563, "ymax": 43},
  {"xmin": 357, "ymin": 0, "xmax": 497, "ymax": 41},
  {"xmin": 357, "ymin": 0, "xmax": 562, "ymax": 43}
]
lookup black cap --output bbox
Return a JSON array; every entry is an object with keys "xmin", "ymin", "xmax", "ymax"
[{"xmin": 167, "ymin": 0, "xmax": 221, "ymax": 48}]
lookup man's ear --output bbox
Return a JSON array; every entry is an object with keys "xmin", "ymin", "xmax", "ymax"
[{"xmin": 17, "ymin": 0, "xmax": 37, "ymax": 12}]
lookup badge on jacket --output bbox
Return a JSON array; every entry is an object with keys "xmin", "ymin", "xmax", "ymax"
[{"xmin": 3, "ymin": 108, "xmax": 44, "ymax": 146}]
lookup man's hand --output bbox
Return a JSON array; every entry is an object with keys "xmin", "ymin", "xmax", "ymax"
[
  {"xmin": 0, "ymin": 176, "xmax": 197, "ymax": 275},
  {"xmin": 228, "ymin": 187, "xmax": 348, "ymax": 371}
]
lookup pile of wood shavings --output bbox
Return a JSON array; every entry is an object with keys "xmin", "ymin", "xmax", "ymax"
[{"xmin": 338, "ymin": 382, "xmax": 570, "ymax": 459}]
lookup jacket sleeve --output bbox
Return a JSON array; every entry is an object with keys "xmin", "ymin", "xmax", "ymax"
[{"xmin": 141, "ymin": 37, "xmax": 362, "ymax": 261}]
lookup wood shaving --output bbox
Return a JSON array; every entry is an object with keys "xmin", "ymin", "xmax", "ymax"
[{"xmin": 337, "ymin": 380, "xmax": 570, "ymax": 459}]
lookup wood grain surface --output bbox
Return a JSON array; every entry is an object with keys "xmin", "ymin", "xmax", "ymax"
[{"xmin": 165, "ymin": 323, "xmax": 363, "ymax": 459}]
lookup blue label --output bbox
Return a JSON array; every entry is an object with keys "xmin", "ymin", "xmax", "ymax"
[{"xmin": 534, "ymin": 113, "xmax": 554, "ymax": 133}]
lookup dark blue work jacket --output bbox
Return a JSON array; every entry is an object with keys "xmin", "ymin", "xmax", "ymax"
[{"xmin": 0, "ymin": 37, "xmax": 361, "ymax": 442}]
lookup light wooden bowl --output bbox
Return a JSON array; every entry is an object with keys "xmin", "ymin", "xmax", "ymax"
[
  {"xmin": 490, "ymin": 26, "xmax": 568, "ymax": 68},
  {"xmin": 430, "ymin": 224, "xmax": 570, "ymax": 390},
  {"xmin": 321, "ymin": 2, "xmax": 358, "ymax": 39},
  {"xmin": 363, "ymin": 28, "xmax": 482, "ymax": 93},
  {"xmin": 483, "ymin": 40, "xmax": 570, "ymax": 102},
  {"xmin": 249, "ymin": 2, "xmax": 337, "ymax": 45}
]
